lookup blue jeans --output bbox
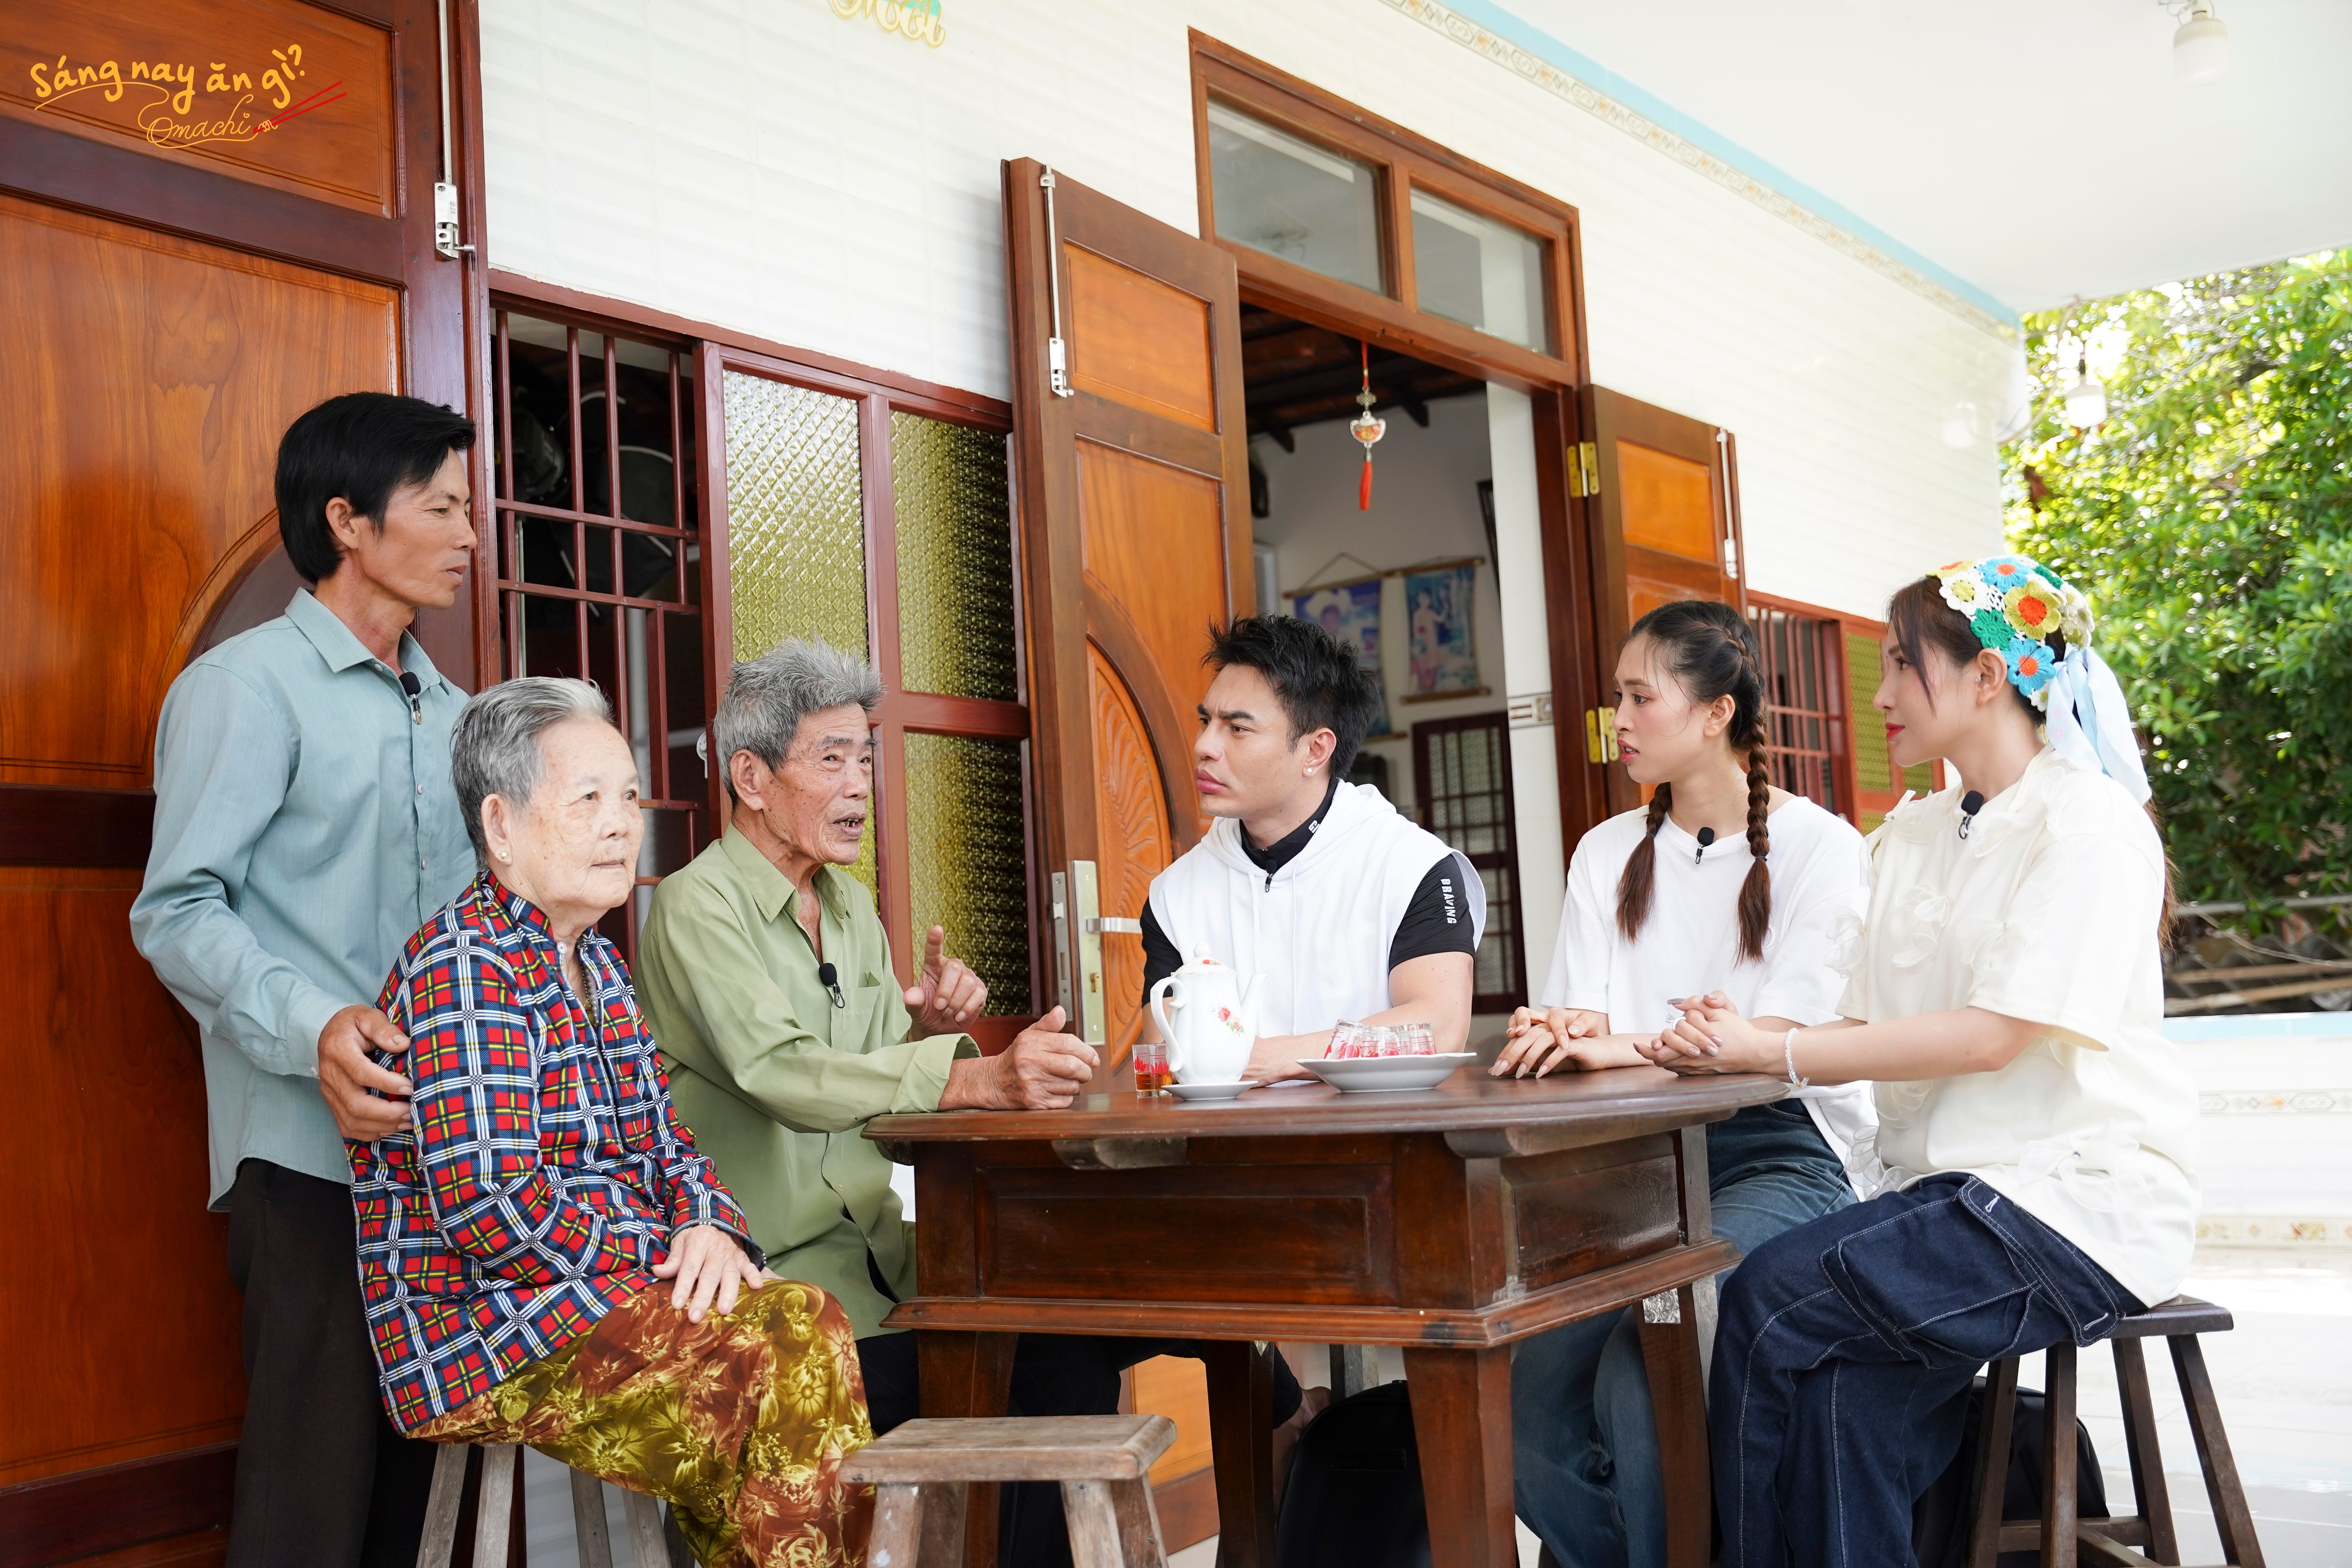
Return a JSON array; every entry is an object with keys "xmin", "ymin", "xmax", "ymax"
[
  {"xmin": 1512, "ymin": 1100, "xmax": 1854, "ymax": 1568},
  {"xmin": 1711, "ymin": 1172, "xmax": 2142, "ymax": 1568}
]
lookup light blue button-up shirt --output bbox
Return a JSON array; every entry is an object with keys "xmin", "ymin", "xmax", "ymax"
[{"xmin": 131, "ymin": 590, "xmax": 476, "ymax": 1207}]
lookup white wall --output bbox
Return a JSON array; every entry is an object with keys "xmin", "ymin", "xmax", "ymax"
[
  {"xmin": 1251, "ymin": 388, "xmax": 1564, "ymax": 1015},
  {"xmin": 481, "ymin": 0, "xmax": 2011, "ymax": 621},
  {"xmin": 1252, "ymin": 391, "xmax": 1505, "ymax": 824}
]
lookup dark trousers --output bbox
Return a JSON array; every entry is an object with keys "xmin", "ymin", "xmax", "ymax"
[
  {"xmin": 225, "ymin": 1159, "xmax": 441, "ymax": 1568},
  {"xmin": 857, "ymin": 1329, "xmax": 1303, "ymax": 1568},
  {"xmin": 1710, "ymin": 1172, "xmax": 2142, "ymax": 1568}
]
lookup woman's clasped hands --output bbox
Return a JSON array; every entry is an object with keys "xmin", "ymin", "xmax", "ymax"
[{"xmin": 1639, "ymin": 989, "xmax": 1783, "ymax": 1076}]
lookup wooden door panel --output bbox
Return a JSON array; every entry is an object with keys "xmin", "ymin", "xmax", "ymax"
[
  {"xmin": 1003, "ymin": 157, "xmax": 1251, "ymax": 1552},
  {"xmin": 1616, "ymin": 441, "xmax": 1716, "ymax": 563},
  {"xmin": 1075, "ymin": 441, "xmax": 1228, "ymax": 728},
  {"xmin": 1088, "ymin": 646, "xmax": 1174, "ymax": 1057},
  {"xmin": 0, "ymin": 870, "xmax": 243, "ymax": 1486},
  {"xmin": 0, "ymin": 0, "xmax": 401, "ymax": 219},
  {"xmin": 0, "ymin": 192, "xmax": 399, "ymax": 788},
  {"xmin": 1582, "ymin": 387, "xmax": 1746, "ymax": 817},
  {"xmin": 1065, "ymin": 245, "xmax": 1219, "ymax": 433}
]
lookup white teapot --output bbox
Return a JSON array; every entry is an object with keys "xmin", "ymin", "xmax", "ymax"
[{"xmin": 1147, "ymin": 950, "xmax": 1262, "ymax": 1085}]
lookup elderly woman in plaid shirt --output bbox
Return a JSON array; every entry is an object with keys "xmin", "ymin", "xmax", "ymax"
[{"xmin": 346, "ymin": 677, "xmax": 871, "ymax": 1567}]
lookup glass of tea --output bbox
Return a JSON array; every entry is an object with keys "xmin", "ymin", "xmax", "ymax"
[{"xmin": 1132, "ymin": 1037, "xmax": 1171, "ymax": 1093}]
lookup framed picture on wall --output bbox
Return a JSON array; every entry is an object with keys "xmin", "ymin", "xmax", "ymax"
[
  {"xmin": 1295, "ymin": 578, "xmax": 1392, "ymax": 735},
  {"xmin": 1403, "ymin": 563, "xmax": 1481, "ymax": 698}
]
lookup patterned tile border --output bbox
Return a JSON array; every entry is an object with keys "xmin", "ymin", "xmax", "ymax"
[
  {"xmin": 2200, "ymin": 1088, "xmax": 2352, "ymax": 1114},
  {"xmin": 1379, "ymin": 0, "xmax": 2018, "ymax": 341},
  {"xmin": 2197, "ymin": 1215, "xmax": 2352, "ymax": 1247}
]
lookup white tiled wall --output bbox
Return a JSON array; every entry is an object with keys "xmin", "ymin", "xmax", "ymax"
[{"xmin": 480, "ymin": 0, "xmax": 2011, "ymax": 621}]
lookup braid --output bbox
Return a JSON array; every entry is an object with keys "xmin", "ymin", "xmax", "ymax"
[
  {"xmin": 1615, "ymin": 784, "xmax": 1673, "ymax": 942},
  {"xmin": 1737, "ymin": 741, "xmax": 1773, "ymax": 962}
]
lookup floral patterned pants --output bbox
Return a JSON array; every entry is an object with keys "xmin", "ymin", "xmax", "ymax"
[{"xmin": 413, "ymin": 1279, "xmax": 873, "ymax": 1567}]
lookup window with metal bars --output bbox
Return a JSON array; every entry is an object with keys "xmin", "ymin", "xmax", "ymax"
[
  {"xmin": 1411, "ymin": 712, "xmax": 1527, "ymax": 1012},
  {"xmin": 1747, "ymin": 603, "xmax": 1844, "ymax": 816},
  {"xmin": 489, "ymin": 308, "xmax": 708, "ymax": 956}
]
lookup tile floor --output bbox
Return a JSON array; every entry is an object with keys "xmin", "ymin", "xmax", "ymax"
[{"xmin": 514, "ymin": 1243, "xmax": 2352, "ymax": 1566}]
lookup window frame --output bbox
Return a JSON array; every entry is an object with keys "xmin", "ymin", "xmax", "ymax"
[
  {"xmin": 484, "ymin": 273, "xmax": 1042, "ymax": 1037},
  {"xmin": 1411, "ymin": 710, "xmax": 1531, "ymax": 1014},
  {"xmin": 1189, "ymin": 31, "xmax": 1588, "ymax": 392},
  {"xmin": 1748, "ymin": 588, "xmax": 1944, "ymax": 829},
  {"xmin": 485, "ymin": 294, "xmax": 709, "ymax": 957},
  {"xmin": 697, "ymin": 342, "xmax": 1042, "ymax": 1041}
]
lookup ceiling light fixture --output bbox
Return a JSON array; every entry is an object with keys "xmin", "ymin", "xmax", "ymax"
[{"xmin": 2169, "ymin": 0, "xmax": 2230, "ymax": 86}]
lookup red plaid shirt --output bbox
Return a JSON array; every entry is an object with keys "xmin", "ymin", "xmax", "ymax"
[{"xmin": 348, "ymin": 872, "xmax": 754, "ymax": 1431}]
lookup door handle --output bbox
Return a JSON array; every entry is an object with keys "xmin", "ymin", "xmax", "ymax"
[{"xmin": 1067, "ymin": 860, "xmax": 1106, "ymax": 1046}]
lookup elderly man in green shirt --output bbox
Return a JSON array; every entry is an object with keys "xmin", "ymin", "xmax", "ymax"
[{"xmin": 638, "ymin": 639, "xmax": 1308, "ymax": 1568}]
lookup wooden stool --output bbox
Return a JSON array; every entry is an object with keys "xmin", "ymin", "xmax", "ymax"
[
  {"xmin": 844, "ymin": 1414, "xmax": 1177, "ymax": 1568},
  {"xmin": 417, "ymin": 1442, "xmax": 690, "ymax": 1568},
  {"xmin": 1967, "ymin": 1296, "xmax": 2266, "ymax": 1567}
]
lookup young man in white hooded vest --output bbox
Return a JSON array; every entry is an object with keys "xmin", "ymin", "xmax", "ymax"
[{"xmin": 1139, "ymin": 617, "xmax": 1486, "ymax": 1079}]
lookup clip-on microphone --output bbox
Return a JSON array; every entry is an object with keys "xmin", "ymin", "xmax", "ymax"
[
  {"xmin": 1957, "ymin": 790, "xmax": 1987, "ymax": 840},
  {"xmin": 816, "ymin": 961, "xmax": 848, "ymax": 1009},
  {"xmin": 1694, "ymin": 826, "xmax": 1716, "ymax": 864},
  {"xmin": 397, "ymin": 669, "xmax": 423, "ymax": 724}
]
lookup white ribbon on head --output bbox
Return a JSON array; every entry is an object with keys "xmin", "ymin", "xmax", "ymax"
[{"xmin": 2042, "ymin": 645, "xmax": 2151, "ymax": 804}]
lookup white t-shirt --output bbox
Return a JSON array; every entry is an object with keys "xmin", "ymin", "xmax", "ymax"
[
  {"xmin": 1542, "ymin": 795, "xmax": 1875, "ymax": 1177},
  {"xmin": 1839, "ymin": 747, "xmax": 2199, "ymax": 1308}
]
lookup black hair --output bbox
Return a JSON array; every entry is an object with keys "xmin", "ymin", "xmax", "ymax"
[
  {"xmin": 1205, "ymin": 616, "xmax": 1383, "ymax": 776},
  {"xmin": 1614, "ymin": 600, "xmax": 1775, "ymax": 962},
  {"xmin": 274, "ymin": 392, "xmax": 477, "ymax": 583}
]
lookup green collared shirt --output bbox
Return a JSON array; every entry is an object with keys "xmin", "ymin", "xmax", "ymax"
[
  {"xmin": 130, "ymin": 590, "xmax": 475, "ymax": 1207},
  {"xmin": 635, "ymin": 828, "xmax": 975, "ymax": 1339}
]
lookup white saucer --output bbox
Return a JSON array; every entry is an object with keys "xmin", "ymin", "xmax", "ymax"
[
  {"xmin": 1165, "ymin": 1080, "xmax": 1255, "ymax": 1101},
  {"xmin": 1305, "ymin": 1053, "xmax": 1477, "ymax": 1093}
]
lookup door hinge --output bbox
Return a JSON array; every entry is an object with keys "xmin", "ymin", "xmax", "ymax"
[
  {"xmin": 1567, "ymin": 440, "xmax": 1601, "ymax": 498},
  {"xmin": 1584, "ymin": 705, "xmax": 1620, "ymax": 765}
]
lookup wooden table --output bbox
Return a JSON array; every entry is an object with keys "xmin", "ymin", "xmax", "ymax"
[{"xmin": 867, "ymin": 1063, "xmax": 1783, "ymax": 1568}]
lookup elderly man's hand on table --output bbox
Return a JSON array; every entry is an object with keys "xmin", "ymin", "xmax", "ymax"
[
  {"xmin": 938, "ymin": 1006, "xmax": 1098, "ymax": 1110},
  {"xmin": 904, "ymin": 924, "xmax": 987, "ymax": 1038},
  {"xmin": 655, "ymin": 1223, "xmax": 768, "ymax": 1323}
]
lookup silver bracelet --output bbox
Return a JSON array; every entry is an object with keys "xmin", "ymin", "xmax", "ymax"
[{"xmin": 1783, "ymin": 1026, "xmax": 1810, "ymax": 1090}]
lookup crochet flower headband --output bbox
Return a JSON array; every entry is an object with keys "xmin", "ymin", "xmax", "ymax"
[
  {"xmin": 1930, "ymin": 553, "xmax": 2148, "ymax": 804},
  {"xmin": 1931, "ymin": 554, "xmax": 2093, "ymax": 711}
]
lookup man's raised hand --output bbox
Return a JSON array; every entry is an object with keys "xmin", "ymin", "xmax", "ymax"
[{"xmin": 905, "ymin": 924, "xmax": 987, "ymax": 1036}]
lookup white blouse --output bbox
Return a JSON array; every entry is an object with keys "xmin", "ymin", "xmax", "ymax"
[
  {"xmin": 1543, "ymin": 795, "xmax": 1875, "ymax": 1173},
  {"xmin": 1840, "ymin": 747, "xmax": 2199, "ymax": 1308}
]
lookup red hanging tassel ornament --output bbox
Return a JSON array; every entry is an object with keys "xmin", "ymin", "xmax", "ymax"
[{"xmin": 1349, "ymin": 339, "xmax": 1387, "ymax": 510}]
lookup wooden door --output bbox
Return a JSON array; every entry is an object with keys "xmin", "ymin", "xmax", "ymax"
[
  {"xmin": 1001, "ymin": 156, "xmax": 1254, "ymax": 1548},
  {"xmin": 0, "ymin": 0, "xmax": 480, "ymax": 1556},
  {"xmin": 1579, "ymin": 387, "xmax": 1747, "ymax": 813},
  {"xmin": 1002, "ymin": 158, "xmax": 1253, "ymax": 1061}
]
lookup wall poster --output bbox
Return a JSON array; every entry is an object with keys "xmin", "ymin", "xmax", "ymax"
[
  {"xmin": 1405, "ymin": 563, "xmax": 1480, "ymax": 698},
  {"xmin": 1294, "ymin": 578, "xmax": 1390, "ymax": 736}
]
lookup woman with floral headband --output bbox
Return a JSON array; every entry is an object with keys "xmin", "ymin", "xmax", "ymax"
[{"xmin": 1644, "ymin": 555, "xmax": 2199, "ymax": 1567}]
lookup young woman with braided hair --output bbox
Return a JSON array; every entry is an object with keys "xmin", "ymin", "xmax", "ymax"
[
  {"xmin": 1496, "ymin": 599, "xmax": 1873, "ymax": 1568},
  {"xmin": 1647, "ymin": 558, "xmax": 2197, "ymax": 1567}
]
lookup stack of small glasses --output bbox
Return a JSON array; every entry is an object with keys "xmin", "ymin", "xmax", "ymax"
[{"xmin": 1325, "ymin": 1021, "xmax": 1437, "ymax": 1059}]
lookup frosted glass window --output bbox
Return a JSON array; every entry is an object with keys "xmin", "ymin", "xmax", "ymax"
[
  {"xmin": 1207, "ymin": 102, "xmax": 1383, "ymax": 295},
  {"xmin": 1409, "ymin": 190, "xmax": 1548, "ymax": 353}
]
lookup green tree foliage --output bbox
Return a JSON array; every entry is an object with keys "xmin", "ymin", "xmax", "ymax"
[{"xmin": 2005, "ymin": 253, "xmax": 2351, "ymax": 916}]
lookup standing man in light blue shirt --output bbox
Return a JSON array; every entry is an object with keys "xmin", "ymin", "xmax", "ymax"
[{"xmin": 131, "ymin": 392, "xmax": 479, "ymax": 1568}]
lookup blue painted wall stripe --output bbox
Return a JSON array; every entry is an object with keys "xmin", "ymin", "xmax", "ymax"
[{"xmin": 1443, "ymin": 0, "xmax": 2022, "ymax": 328}]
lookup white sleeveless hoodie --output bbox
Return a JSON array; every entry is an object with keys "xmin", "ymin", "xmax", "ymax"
[{"xmin": 1147, "ymin": 782, "xmax": 1486, "ymax": 1036}]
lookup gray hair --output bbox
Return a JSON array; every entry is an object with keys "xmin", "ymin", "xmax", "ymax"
[
  {"xmin": 452, "ymin": 677, "xmax": 614, "ymax": 864},
  {"xmin": 711, "ymin": 639, "xmax": 883, "ymax": 798}
]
